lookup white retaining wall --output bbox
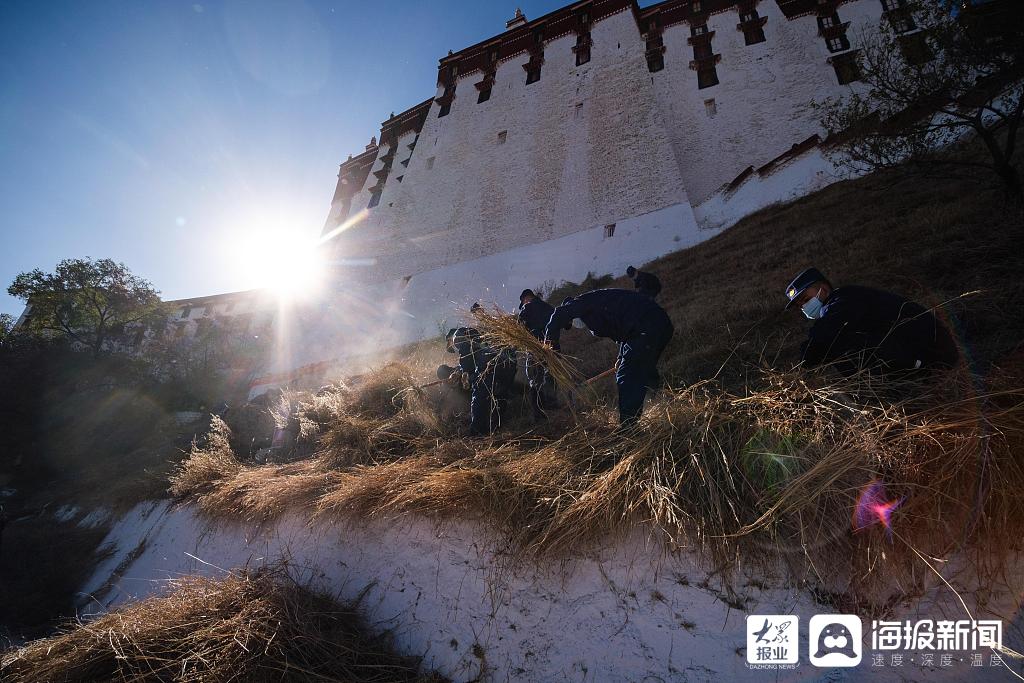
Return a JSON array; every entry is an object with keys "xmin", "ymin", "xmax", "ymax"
[{"xmin": 80, "ymin": 501, "xmax": 1024, "ymax": 682}]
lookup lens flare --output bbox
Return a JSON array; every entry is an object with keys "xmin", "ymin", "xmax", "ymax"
[{"xmin": 853, "ymin": 479, "xmax": 904, "ymax": 535}]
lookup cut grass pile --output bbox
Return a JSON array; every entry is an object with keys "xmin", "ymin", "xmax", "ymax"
[{"xmin": 0, "ymin": 568, "xmax": 444, "ymax": 683}]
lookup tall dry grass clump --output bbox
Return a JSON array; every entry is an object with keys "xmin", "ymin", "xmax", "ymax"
[
  {"xmin": 0, "ymin": 568, "xmax": 442, "ymax": 683},
  {"xmin": 167, "ymin": 416, "xmax": 239, "ymax": 499},
  {"xmin": 168, "ymin": 362, "xmax": 458, "ymax": 523}
]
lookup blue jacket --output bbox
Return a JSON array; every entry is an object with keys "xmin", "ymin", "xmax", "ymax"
[
  {"xmin": 802, "ymin": 285, "xmax": 959, "ymax": 374},
  {"xmin": 518, "ymin": 297, "xmax": 555, "ymax": 340},
  {"xmin": 544, "ymin": 289, "xmax": 672, "ymax": 347}
]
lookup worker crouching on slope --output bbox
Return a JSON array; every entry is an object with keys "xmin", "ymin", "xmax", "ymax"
[
  {"xmin": 518, "ymin": 289, "xmax": 557, "ymax": 419},
  {"xmin": 784, "ymin": 267, "xmax": 960, "ymax": 377},
  {"xmin": 446, "ymin": 326, "xmax": 518, "ymax": 436},
  {"xmin": 544, "ymin": 289, "xmax": 674, "ymax": 426},
  {"xmin": 626, "ymin": 265, "xmax": 662, "ymax": 300}
]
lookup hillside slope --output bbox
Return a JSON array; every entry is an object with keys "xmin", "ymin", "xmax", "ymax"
[
  {"xmin": 645, "ymin": 167, "xmax": 1023, "ymax": 388},
  {"xmin": 381, "ymin": 159, "xmax": 1023, "ymax": 396}
]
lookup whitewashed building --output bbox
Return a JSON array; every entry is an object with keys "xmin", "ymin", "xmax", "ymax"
[
  {"xmin": 315, "ymin": 0, "xmax": 920, "ymax": 354},
  {"xmin": 17, "ymin": 0, "xmax": 928, "ymax": 391}
]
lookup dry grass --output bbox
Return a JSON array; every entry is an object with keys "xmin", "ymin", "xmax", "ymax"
[
  {"xmin": 0, "ymin": 568, "xmax": 442, "ymax": 683},
  {"xmin": 167, "ymin": 416, "xmax": 240, "ymax": 498},
  {"xmin": 469, "ymin": 306, "xmax": 589, "ymax": 400},
  {"xmin": 169, "ymin": 357, "xmax": 1024, "ymax": 600},
  {"xmin": 168, "ymin": 146, "xmax": 1024, "ymax": 601}
]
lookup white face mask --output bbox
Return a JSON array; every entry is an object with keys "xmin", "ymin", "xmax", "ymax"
[{"xmin": 801, "ymin": 294, "xmax": 825, "ymax": 320}]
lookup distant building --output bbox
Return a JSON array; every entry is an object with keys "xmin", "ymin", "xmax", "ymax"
[{"xmin": 156, "ymin": 290, "xmax": 277, "ymax": 347}]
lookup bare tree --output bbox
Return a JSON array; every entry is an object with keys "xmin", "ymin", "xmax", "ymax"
[{"xmin": 819, "ymin": 1, "xmax": 1024, "ymax": 199}]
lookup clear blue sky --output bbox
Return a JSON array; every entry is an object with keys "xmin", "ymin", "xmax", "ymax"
[{"xmin": 0, "ymin": 0, "xmax": 604, "ymax": 317}]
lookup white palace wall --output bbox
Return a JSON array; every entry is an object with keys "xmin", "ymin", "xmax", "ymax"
[
  {"xmin": 332, "ymin": 8, "xmax": 694, "ymax": 286},
  {"xmin": 651, "ymin": 1, "xmax": 879, "ymax": 208},
  {"xmin": 260, "ymin": 0, "xmax": 893, "ymax": 382}
]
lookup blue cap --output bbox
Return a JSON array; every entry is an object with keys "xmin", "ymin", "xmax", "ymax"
[{"xmin": 785, "ymin": 268, "xmax": 829, "ymax": 310}]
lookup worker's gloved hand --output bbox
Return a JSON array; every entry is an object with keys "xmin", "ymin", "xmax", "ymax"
[{"xmin": 446, "ymin": 370, "xmax": 469, "ymax": 389}]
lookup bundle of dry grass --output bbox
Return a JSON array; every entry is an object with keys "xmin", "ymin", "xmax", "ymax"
[
  {"xmin": 0, "ymin": 568, "xmax": 442, "ymax": 683},
  {"xmin": 169, "ymin": 358, "xmax": 1024, "ymax": 599},
  {"xmin": 469, "ymin": 306, "xmax": 590, "ymax": 400}
]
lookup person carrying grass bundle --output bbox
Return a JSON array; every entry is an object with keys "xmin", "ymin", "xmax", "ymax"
[
  {"xmin": 518, "ymin": 289, "xmax": 557, "ymax": 419},
  {"xmin": 544, "ymin": 289, "xmax": 674, "ymax": 425},
  {"xmin": 446, "ymin": 326, "xmax": 517, "ymax": 436},
  {"xmin": 784, "ymin": 267, "xmax": 960, "ymax": 377}
]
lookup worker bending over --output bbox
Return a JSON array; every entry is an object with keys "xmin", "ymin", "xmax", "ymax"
[
  {"xmin": 446, "ymin": 326, "xmax": 517, "ymax": 435},
  {"xmin": 545, "ymin": 289, "xmax": 674, "ymax": 425},
  {"xmin": 626, "ymin": 265, "xmax": 662, "ymax": 300},
  {"xmin": 784, "ymin": 267, "xmax": 959, "ymax": 377}
]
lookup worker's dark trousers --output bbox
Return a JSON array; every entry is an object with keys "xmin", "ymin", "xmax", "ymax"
[
  {"xmin": 470, "ymin": 363, "xmax": 516, "ymax": 435},
  {"xmin": 616, "ymin": 314, "xmax": 674, "ymax": 425},
  {"xmin": 525, "ymin": 354, "xmax": 555, "ymax": 418}
]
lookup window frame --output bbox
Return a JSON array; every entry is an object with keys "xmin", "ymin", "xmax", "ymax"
[
  {"xmin": 832, "ymin": 52, "xmax": 861, "ymax": 85},
  {"xmin": 697, "ymin": 65, "xmax": 719, "ymax": 89},
  {"xmin": 818, "ymin": 13, "xmax": 840, "ymax": 30},
  {"xmin": 826, "ymin": 35, "xmax": 851, "ymax": 52}
]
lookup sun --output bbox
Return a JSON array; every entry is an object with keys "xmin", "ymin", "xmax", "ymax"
[
  {"xmin": 264, "ymin": 239, "xmax": 327, "ymax": 298},
  {"xmin": 231, "ymin": 222, "xmax": 328, "ymax": 299}
]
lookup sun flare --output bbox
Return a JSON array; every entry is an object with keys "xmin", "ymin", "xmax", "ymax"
[{"xmin": 230, "ymin": 222, "xmax": 328, "ymax": 299}]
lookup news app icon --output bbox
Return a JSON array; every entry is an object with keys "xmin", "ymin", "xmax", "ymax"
[{"xmin": 809, "ymin": 614, "xmax": 862, "ymax": 667}]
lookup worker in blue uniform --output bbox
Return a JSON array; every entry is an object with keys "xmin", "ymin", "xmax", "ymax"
[
  {"xmin": 626, "ymin": 265, "xmax": 662, "ymax": 300},
  {"xmin": 544, "ymin": 289, "xmax": 674, "ymax": 425},
  {"xmin": 446, "ymin": 326, "xmax": 517, "ymax": 435},
  {"xmin": 517, "ymin": 289, "xmax": 556, "ymax": 418},
  {"xmin": 784, "ymin": 267, "xmax": 959, "ymax": 377}
]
